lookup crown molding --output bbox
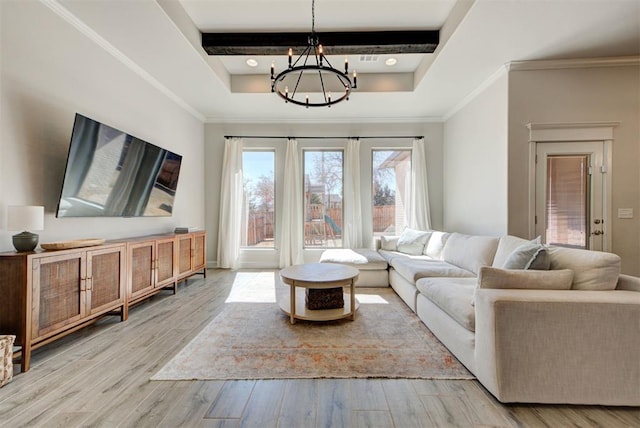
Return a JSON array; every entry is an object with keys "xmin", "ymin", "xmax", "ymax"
[
  {"xmin": 40, "ymin": 0, "xmax": 206, "ymax": 122},
  {"xmin": 205, "ymin": 115, "xmax": 444, "ymax": 125},
  {"xmin": 507, "ymin": 56, "xmax": 640, "ymax": 71},
  {"xmin": 441, "ymin": 56, "xmax": 640, "ymax": 122},
  {"xmin": 442, "ymin": 63, "xmax": 508, "ymax": 121}
]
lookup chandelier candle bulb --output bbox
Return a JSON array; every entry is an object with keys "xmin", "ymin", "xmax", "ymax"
[
  {"xmin": 345, "ymin": 57, "xmax": 349, "ymax": 73},
  {"xmin": 288, "ymin": 48, "xmax": 292, "ymax": 67},
  {"xmin": 353, "ymin": 70, "xmax": 357, "ymax": 87}
]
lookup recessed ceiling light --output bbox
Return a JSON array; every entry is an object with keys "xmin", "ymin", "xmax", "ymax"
[
  {"xmin": 385, "ymin": 58, "xmax": 397, "ymax": 66},
  {"xmin": 246, "ymin": 58, "xmax": 258, "ymax": 67}
]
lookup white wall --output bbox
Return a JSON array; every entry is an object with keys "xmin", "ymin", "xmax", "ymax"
[
  {"xmin": 443, "ymin": 72, "xmax": 509, "ymax": 236},
  {"xmin": 205, "ymin": 121, "xmax": 443, "ymax": 267},
  {"xmin": 508, "ymin": 64, "xmax": 640, "ymax": 275},
  {"xmin": 0, "ymin": 1, "xmax": 205, "ymax": 252}
]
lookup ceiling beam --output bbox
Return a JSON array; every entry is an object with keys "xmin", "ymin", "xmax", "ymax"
[{"xmin": 202, "ymin": 30, "xmax": 439, "ymax": 55}]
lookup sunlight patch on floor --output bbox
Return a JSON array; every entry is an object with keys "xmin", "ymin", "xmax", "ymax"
[
  {"xmin": 354, "ymin": 293, "xmax": 389, "ymax": 304},
  {"xmin": 225, "ymin": 271, "xmax": 277, "ymax": 303}
]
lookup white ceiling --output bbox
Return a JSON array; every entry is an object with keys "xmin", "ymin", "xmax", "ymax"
[
  {"xmin": 55, "ymin": 0, "xmax": 640, "ymax": 122},
  {"xmin": 179, "ymin": 0, "xmax": 457, "ymax": 32}
]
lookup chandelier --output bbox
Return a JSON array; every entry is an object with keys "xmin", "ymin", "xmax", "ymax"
[{"xmin": 270, "ymin": 0, "xmax": 357, "ymax": 108}]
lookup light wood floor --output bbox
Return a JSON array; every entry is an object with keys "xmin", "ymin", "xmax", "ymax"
[{"xmin": 1, "ymin": 269, "xmax": 638, "ymax": 427}]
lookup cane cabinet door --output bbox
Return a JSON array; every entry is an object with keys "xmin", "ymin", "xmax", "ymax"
[
  {"xmin": 86, "ymin": 245, "xmax": 125, "ymax": 316},
  {"xmin": 155, "ymin": 237, "xmax": 176, "ymax": 289},
  {"xmin": 177, "ymin": 234, "xmax": 193, "ymax": 279},
  {"xmin": 31, "ymin": 251, "xmax": 86, "ymax": 340},
  {"xmin": 128, "ymin": 240, "xmax": 155, "ymax": 301},
  {"xmin": 192, "ymin": 231, "xmax": 206, "ymax": 274}
]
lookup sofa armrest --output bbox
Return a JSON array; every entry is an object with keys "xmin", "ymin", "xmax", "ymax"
[
  {"xmin": 375, "ymin": 235, "xmax": 400, "ymax": 251},
  {"xmin": 474, "ymin": 288, "xmax": 640, "ymax": 405},
  {"xmin": 374, "ymin": 236, "xmax": 382, "ymax": 250},
  {"xmin": 617, "ymin": 273, "xmax": 640, "ymax": 292}
]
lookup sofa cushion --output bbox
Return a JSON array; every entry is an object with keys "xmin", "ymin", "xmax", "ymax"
[
  {"xmin": 492, "ymin": 235, "xmax": 534, "ymax": 267},
  {"xmin": 390, "ymin": 258, "xmax": 474, "ymax": 283},
  {"xmin": 416, "ymin": 278, "xmax": 476, "ymax": 331},
  {"xmin": 319, "ymin": 249, "xmax": 388, "ymax": 270},
  {"xmin": 396, "ymin": 228, "xmax": 431, "ymax": 255},
  {"xmin": 423, "ymin": 230, "xmax": 450, "ymax": 259},
  {"xmin": 442, "ymin": 233, "xmax": 499, "ymax": 275},
  {"xmin": 378, "ymin": 249, "xmax": 399, "ymax": 264},
  {"xmin": 502, "ymin": 242, "xmax": 550, "ymax": 270},
  {"xmin": 477, "ymin": 266, "xmax": 574, "ymax": 290},
  {"xmin": 548, "ymin": 247, "xmax": 621, "ymax": 290},
  {"xmin": 416, "ymin": 276, "xmax": 477, "ymax": 293},
  {"xmin": 380, "ymin": 236, "xmax": 399, "ymax": 251},
  {"xmin": 378, "ymin": 250, "xmax": 433, "ymax": 264}
]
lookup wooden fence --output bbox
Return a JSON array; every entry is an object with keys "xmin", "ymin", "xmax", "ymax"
[
  {"xmin": 372, "ymin": 205, "xmax": 395, "ymax": 233},
  {"xmin": 245, "ymin": 211, "xmax": 274, "ymax": 246},
  {"xmin": 244, "ymin": 205, "xmax": 395, "ymax": 246}
]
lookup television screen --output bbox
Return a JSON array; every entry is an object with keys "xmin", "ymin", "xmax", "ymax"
[{"xmin": 56, "ymin": 114, "xmax": 182, "ymax": 217}]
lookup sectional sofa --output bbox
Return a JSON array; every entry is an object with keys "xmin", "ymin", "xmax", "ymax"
[{"xmin": 368, "ymin": 229, "xmax": 640, "ymax": 405}]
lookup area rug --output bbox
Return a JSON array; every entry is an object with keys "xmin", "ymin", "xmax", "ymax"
[{"xmin": 151, "ymin": 288, "xmax": 474, "ymax": 380}]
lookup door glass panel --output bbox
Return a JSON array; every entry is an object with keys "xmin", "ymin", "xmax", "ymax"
[
  {"xmin": 303, "ymin": 150, "xmax": 343, "ymax": 248},
  {"xmin": 242, "ymin": 151, "xmax": 275, "ymax": 248},
  {"xmin": 545, "ymin": 155, "xmax": 589, "ymax": 249}
]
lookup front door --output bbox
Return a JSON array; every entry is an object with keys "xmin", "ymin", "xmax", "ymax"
[{"xmin": 535, "ymin": 141, "xmax": 606, "ymax": 250}]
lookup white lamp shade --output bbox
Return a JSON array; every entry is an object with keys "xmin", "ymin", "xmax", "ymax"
[{"xmin": 7, "ymin": 205, "xmax": 44, "ymax": 231}]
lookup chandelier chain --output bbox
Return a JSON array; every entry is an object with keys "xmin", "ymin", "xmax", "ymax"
[{"xmin": 311, "ymin": 0, "xmax": 315, "ymax": 35}]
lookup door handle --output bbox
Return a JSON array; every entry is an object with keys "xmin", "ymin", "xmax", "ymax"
[{"xmin": 592, "ymin": 230, "xmax": 603, "ymax": 236}]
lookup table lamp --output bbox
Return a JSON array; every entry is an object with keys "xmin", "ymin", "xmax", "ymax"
[{"xmin": 7, "ymin": 205, "xmax": 44, "ymax": 252}]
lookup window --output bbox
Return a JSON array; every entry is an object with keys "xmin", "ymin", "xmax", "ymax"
[
  {"xmin": 303, "ymin": 150, "xmax": 343, "ymax": 248},
  {"xmin": 242, "ymin": 150, "xmax": 275, "ymax": 248},
  {"xmin": 372, "ymin": 150, "xmax": 411, "ymax": 236}
]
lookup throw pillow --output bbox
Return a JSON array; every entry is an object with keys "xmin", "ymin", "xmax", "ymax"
[
  {"xmin": 477, "ymin": 266, "xmax": 574, "ymax": 290},
  {"xmin": 380, "ymin": 236, "xmax": 399, "ymax": 251},
  {"xmin": 424, "ymin": 231, "xmax": 450, "ymax": 259},
  {"xmin": 396, "ymin": 228, "xmax": 431, "ymax": 255},
  {"xmin": 547, "ymin": 246, "xmax": 621, "ymax": 290},
  {"xmin": 502, "ymin": 242, "xmax": 550, "ymax": 270}
]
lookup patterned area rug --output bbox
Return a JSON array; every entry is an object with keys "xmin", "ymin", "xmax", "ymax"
[{"xmin": 151, "ymin": 288, "xmax": 474, "ymax": 380}]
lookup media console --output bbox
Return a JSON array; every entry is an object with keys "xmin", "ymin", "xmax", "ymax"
[{"xmin": 0, "ymin": 231, "xmax": 206, "ymax": 372}]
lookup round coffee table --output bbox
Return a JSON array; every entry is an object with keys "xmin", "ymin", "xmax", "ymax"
[{"xmin": 279, "ymin": 263, "xmax": 359, "ymax": 324}]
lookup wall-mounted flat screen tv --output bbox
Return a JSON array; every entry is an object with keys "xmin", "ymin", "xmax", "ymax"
[{"xmin": 56, "ymin": 114, "xmax": 182, "ymax": 217}]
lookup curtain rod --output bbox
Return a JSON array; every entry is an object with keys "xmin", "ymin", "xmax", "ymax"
[{"xmin": 223, "ymin": 135, "xmax": 423, "ymax": 140}]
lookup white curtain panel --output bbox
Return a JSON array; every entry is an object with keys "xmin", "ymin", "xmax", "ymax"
[
  {"xmin": 410, "ymin": 137, "xmax": 432, "ymax": 231},
  {"xmin": 279, "ymin": 139, "xmax": 304, "ymax": 268},
  {"xmin": 217, "ymin": 137, "xmax": 244, "ymax": 269},
  {"xmin": 343, "ymin": 138, "xmax": 363, "ymax": 248}
]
